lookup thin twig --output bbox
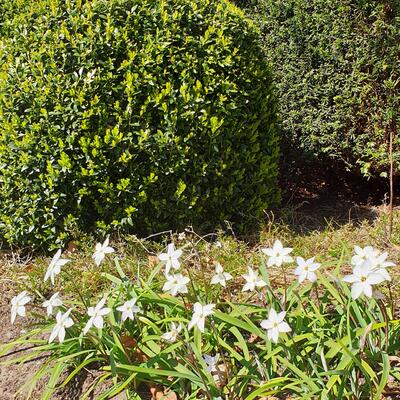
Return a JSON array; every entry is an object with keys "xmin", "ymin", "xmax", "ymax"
[{"xmin": 388, "ymin": 121, "xmax": 394, "ymax": 241}]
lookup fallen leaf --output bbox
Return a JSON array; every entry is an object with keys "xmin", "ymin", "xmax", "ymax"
[
  {"xmin": 149, "ymin": 384, "xmax": 178, "ymax": 400},
  {"xmin": 120, "ymin": 335, "xmax": 148, "ymax": 363}
]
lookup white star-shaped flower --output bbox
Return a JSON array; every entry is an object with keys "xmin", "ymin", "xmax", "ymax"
[
  {"xmin": 369, "ymin": 252, "xmax": 395, "ymax": 281},
  {"xmin": 10, "ymin": 291, "xmax": 31, "ymax": 324},
  {"xmin": 210, "ymin": 263, "xmax": 232, "ymax": 287},
  {"xmin": 188, "ymin": 302, "xmax": 215, "ymax": 333},
  {"xmin": 83, "ymin": 298, "xmax": 111, "ymax": 334},
  {"xmin": 43, "ymin": 292, "xmax": 63, "ymax": 316},
  {"xmin": 92, "ymin": 237, "xmax": 115, "ymax": 266},
  {"xmin": 261, "ymin": 240, "xmax": 293, "ymax": 267},
  {"xmin": 260, "ymin": 309, "xmax": 291, "ymax": 343},
  {"xmin": 161, "ymin": 322, "xmax": 182, "ymax": 343},
  {"xmin": 158, "ymin": 243, "xmax": 183, "ymax": 276},
  {"xmin": 351, "ymin": 245, "xmax": 379, "ymax": 267},
  {"xmin": 203, "ymin": 354, "xmax": 220, "ymax": 373},
  {"xmin": 44, "ymin": 249, "xmax": 70, "ymax": 285},
  {"xmin": 49, "ymin": 309, "xmax": 74, "ymax": 343},
  {"xmin": 242, "ymin": 267, "xmax": 266, "ymax": 292},
  {"xmin": 162, "ymin": 273, "xmax": 190, "ymax": 296},
  {"xmin": 294, "ymin": 256, "xmax": 321, "ymax": 283},
  {"xmin": 116, "ymin": 298, "xmax": 140, "ymax": 321},
  {"xmin": 342, "ymin": 263, "xmax": 386, "ymax": 299}
]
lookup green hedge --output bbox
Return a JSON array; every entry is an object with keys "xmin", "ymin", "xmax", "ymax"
[
  {"xmin": 244, "ymin": 0, "xmax": 399, "ymax": 176},
  {"xmin": 0, "ymin": 0, "xmax": 279, "ymax": 248}
]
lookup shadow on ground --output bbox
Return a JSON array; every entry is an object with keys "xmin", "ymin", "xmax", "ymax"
[{"xmin": 274, "ymin": 160, "xmax": 393, "ymax": 235}]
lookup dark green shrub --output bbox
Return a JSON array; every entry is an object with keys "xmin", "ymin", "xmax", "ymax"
[
  {"xmin": 0, "ymin": 0, "xmax": 279, "ymax": 248},
  {"xmin": 244, "ymin": 0, "xmax": 399, "ymax": 176}
]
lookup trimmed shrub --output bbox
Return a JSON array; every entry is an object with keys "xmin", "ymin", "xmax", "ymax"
[
  {"xmin": 244, "ymin": 0, "xmax": 400, "ymax": 176},
  {"xmin": 0, "ymin": 0, "xmax": 279, "ymax": 248}
]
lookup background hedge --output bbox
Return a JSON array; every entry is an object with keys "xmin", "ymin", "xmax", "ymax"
[
  {"xmin": 242, "ymin": 0, "xmax": 399, "ymax": 176},
  {"xmin": 0, "ymin": 0, "xmax": 279, "ymax": 248}
]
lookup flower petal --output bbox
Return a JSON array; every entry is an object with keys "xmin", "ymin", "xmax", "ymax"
[
  {"xmin": 260, "ymin": 319, "xmax": 273, "ymax": 330},
  {"xmin": 196, "ymin": 317, "xmax": 205, "ymax": 333},
  {"xmin": 343, "ymin": 274, "xmax": 357, "ymax": 283},
  {"xmin": 278, "ymin": 321, "xmax": 291, "ymax": 333},
  {"xmin": 268, "ymin": 327, "xmax": 279, "ymax": 343},
  {"xmin": 367, "ymin": 273, "xmax": 386, "ymax": 285},
  {"xmin": 93, "ymin": 315, "xmax": 104, "ymax": 329},
  {"xmin": 351, "ymin": 283, "xmax": 364, "ymax": 299},
  {"xmin": 268, "ymin": 308, "xmax": 278, "ymax": 321},
  {"xmin": 49, "ymin": 326, "xmax": 59, "ymax": 343},
  {"xmin": 276, "ymin": 311, "xmax": 286, "ymax": 323}
]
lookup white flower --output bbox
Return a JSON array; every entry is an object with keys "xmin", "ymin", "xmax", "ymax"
[
  {"xmin": 161, "ymin": 322, "xmax": 182, "ymax": 343},
  {"xmin": 294, "ymin": 257, "xmax": 321, "ymax": 283},
  {"xmin": 260, "ymin": 309, "xmax": 291, "ymax": 343},
  {"xmin": 351, "ymin": 245, "xmax": 379, "ymax": 267},
  {"xmin": 188, "ymin": 302, "xmax": 215, "ymax": 333},
  {"xmin": 370, "ymin": 252, "xmax": 395, "ymax": 281},
  {"xmin": 44, "ymin": 249, "xmax": 70, "ymax": 285},
  {"xmin": 374, "ymin": 252, "xmax": 395, "ymax": 268},
  {"xmin": 10, "ymin": 291, "xmax": 31, "ymax": 324},
  {"xmin": 342, "ymin": 263, "xmax": 386, "ymax": 299},
  {"xmin": 261, "ymin": 240, "xmax": 293, "ymax": 267},
  {"xmin": 83, "ymin": 298, "xmax": 111, "ymax": 334},
  {"xmin": 158, "ymin": 243, "xmax": 182, "ymax": 276},
  {"xmin": 48, "ymin": 309, "xmax": 74, "ymax": 343},
  {"xmin": 242, "ymin": 267, "xmax": 267, "ymax": 292},
  {"xmin": 203, "ymin": 354, "xmax": 220, "ymax": 373},
  {"xmin": 162, "ymin": 273, "xmax": 190, "ymax": 296},
  {"xmin": 214, "ymin": 241, "xmax": 222, "ymax": 248},
  {"xmin": 352, "ymin": 247, "xmax": 395, "ymax": 281},
  {"xmin": 210, "ymin": 263, "xmax": 233, "ymax": 287},
  {"xmin": 116, "ymin": 298, "xmax": 140, "ymax": 321},
  {"xmin": 43, "ymin": 292, "xmax": 63, "ymax": 316},
  {"xmin": 92, "ymin": 237, "xmax": 115, "ymax": 266}
]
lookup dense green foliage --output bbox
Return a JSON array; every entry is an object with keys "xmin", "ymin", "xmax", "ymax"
[
  {"xmin": 0, "ymin": 0, "xmax": 279, "ymax": 247},
  {"xmin": 244, "ymin": 0, "xmax": 400, "ymax": 175}
]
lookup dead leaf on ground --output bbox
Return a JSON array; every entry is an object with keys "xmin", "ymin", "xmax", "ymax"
[
  {"xmin": 149, "ymin": 383, "xmax": 178, "ymax": 400},
  {"xmin": 120, "ymin": 335, "xmax": 149, "ymax": 363}
]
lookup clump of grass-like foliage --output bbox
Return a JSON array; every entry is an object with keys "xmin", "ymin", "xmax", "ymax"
[{"xmin": 1, "ymin": 239, "xmax": 400, "ymax": 399}]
